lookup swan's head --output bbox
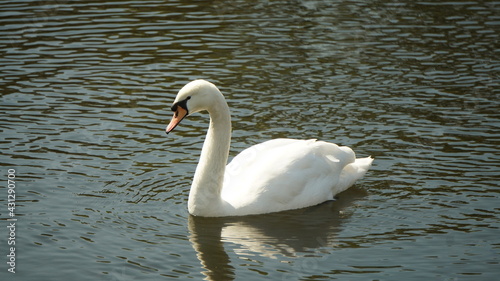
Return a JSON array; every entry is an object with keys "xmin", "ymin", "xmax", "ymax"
[{"xmin": 166, "ymin": 79, "xmax": 221, "ymax": 134}]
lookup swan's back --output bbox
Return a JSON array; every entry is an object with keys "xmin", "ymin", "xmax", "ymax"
[{"xmin": 221, "ymin": 139, "xmax": 372, "ymax": 215}]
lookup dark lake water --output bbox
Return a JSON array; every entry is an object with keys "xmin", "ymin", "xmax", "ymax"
[{"xmin": 1, "ymin": 0, "xmax": 499, "ymax": 280}]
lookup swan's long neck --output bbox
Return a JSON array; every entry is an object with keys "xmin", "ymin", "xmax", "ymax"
[{"xmin": 188, "ymin": 92, "xmax": 231, "ymax": 216}]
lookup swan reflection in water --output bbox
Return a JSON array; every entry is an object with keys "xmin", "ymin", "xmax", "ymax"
[{"xmin": 188, "ymin": 187, "xmax": 368, "ymax": 280}]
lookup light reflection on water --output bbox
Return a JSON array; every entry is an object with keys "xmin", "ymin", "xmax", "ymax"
[{"xmin": 0, "ymin": 0, "xmax": 499, "ymax": 280}]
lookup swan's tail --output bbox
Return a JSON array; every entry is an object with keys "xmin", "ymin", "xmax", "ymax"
[{"xmin": 337, "ymin": 156, "xmax": 374, "ymax": 193}]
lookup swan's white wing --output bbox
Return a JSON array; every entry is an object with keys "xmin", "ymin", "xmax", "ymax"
[{"xmin": 221, "ymin": 139, "xmax": 366, "ymax": 215}]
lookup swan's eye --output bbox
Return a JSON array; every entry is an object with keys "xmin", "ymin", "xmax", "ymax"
[{"xmin": 171, "ymin": 96, "xmax": 190, "ymax": 115}]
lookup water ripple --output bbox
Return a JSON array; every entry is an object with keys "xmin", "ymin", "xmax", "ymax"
[{"xmin": 1, "ymin": 0, "xmax": 499, "ymax": 280}]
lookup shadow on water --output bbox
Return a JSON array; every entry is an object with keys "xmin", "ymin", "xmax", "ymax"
[{"xmin": 188, "ymin": 186, "xmax": 368, "ymax": 280}]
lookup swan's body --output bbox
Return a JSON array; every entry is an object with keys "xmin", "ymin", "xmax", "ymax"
[{"xmin": 166, "ymin": 80, "xmax": 373, "ymax": 217}]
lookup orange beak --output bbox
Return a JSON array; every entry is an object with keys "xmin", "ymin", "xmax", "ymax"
[{"xmin": 166, "ymin": 106, "xmax": 188, "ymax": 134}]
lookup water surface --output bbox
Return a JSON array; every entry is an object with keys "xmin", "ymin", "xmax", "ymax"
[{"xmin": 0, "ymin": 0, "xmax": 499, "ymax": 280}]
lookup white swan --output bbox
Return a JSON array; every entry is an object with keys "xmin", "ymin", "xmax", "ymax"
[{"xmin": 166, "ymin": 80, "xmax": 373, "ymax": 217}]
